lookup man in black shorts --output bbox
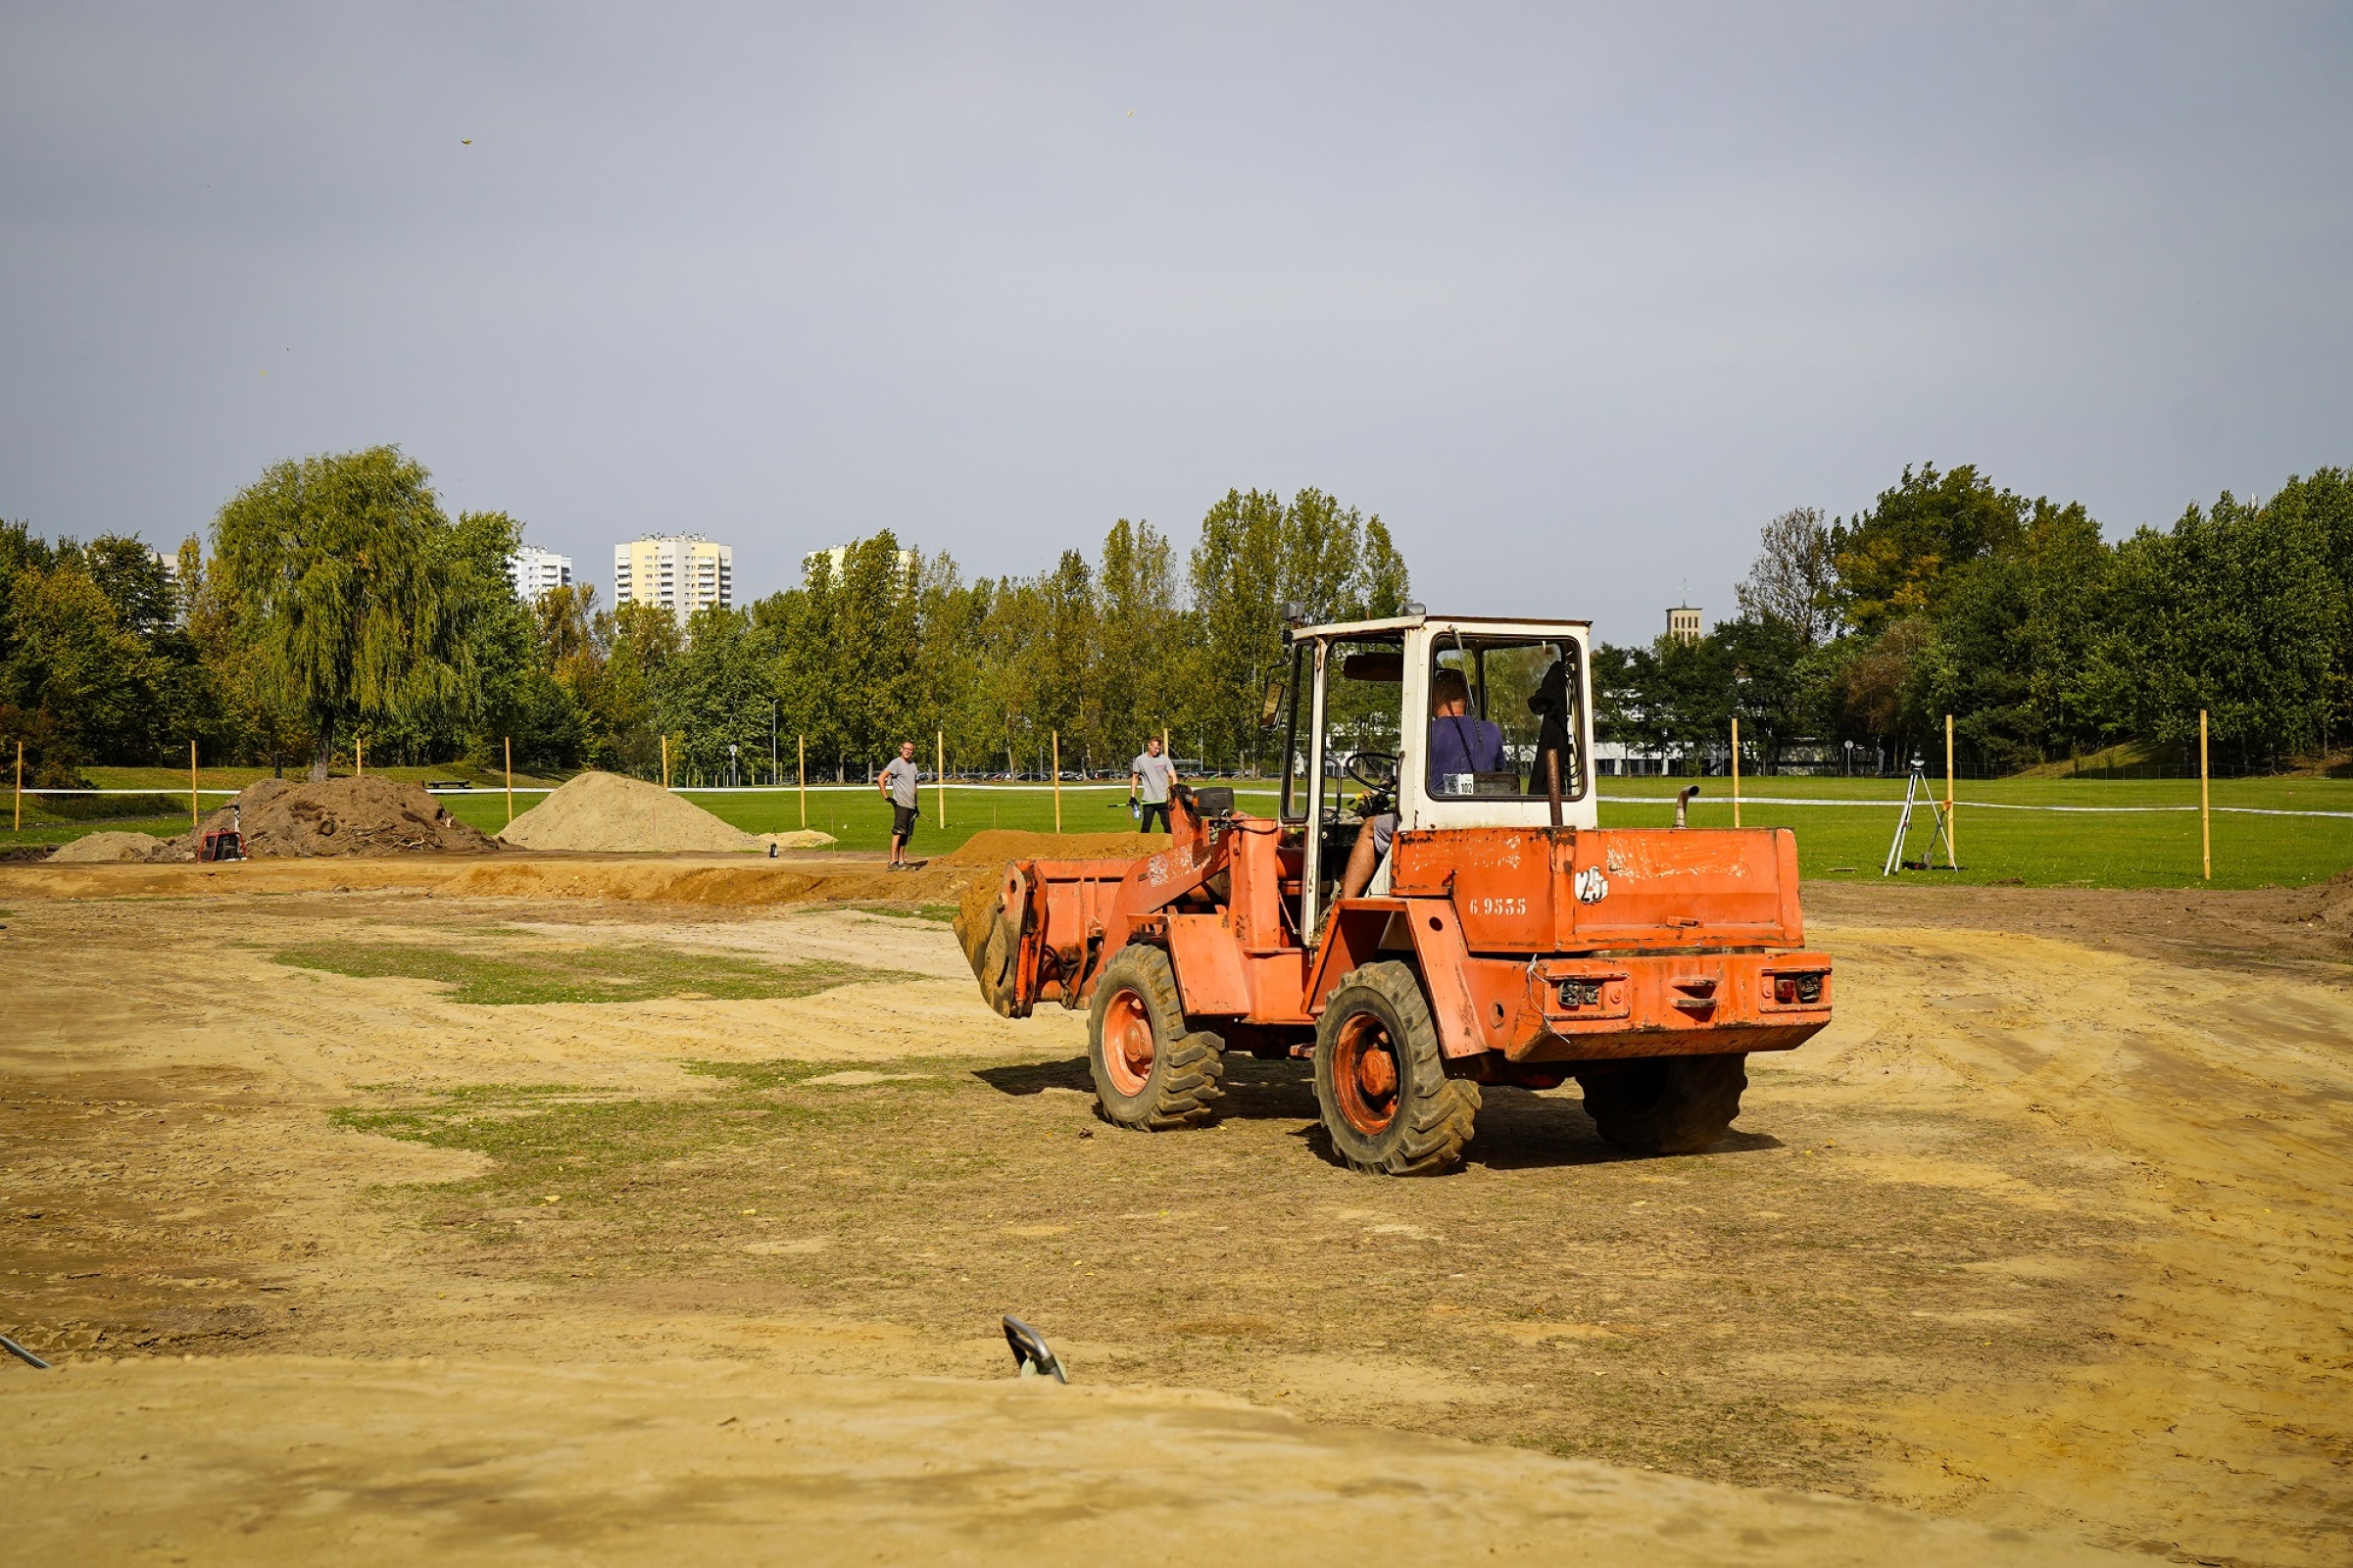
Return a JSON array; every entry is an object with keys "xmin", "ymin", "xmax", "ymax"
[
  {"xmin": 879, "ymin": 740, "xmax": 921, "ymax": 869},
  {"xmin": 1130, "ymin": 736, "xmax": 1178, "ymax": 834}
]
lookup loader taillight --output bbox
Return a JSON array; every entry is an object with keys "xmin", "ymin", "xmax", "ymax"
[
  {"xmin": 1774, "ymin": 972, "xmax": 1825, "ymax": 1005},
  {"xmin": 1559, "ymin": 978, "xmax": 1604, "ymax": 1010}
]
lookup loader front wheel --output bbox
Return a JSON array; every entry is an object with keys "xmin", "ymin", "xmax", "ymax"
[
  {"xmin": 1574, "ymin": 1054, "xmax": 1747, "ymax": 1154},
  {"xmin": 1087, "ymin": 945, "xmax": 1225, "ymax": 1131},
  {"xmin": 1313, "ymin": 962, "xmax": 1480, "ymax": 1176}
]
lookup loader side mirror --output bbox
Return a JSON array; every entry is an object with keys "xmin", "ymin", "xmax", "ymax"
[{"xmin": 1259, "ymin": 679, "xmax": 1287, "ymax": 729}]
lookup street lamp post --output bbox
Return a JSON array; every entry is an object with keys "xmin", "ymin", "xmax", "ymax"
[{"xmin": 728, "ymin": 743, "xmax": 739, "ymax": 789}]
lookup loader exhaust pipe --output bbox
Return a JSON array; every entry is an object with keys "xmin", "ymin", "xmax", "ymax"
[{"xmin": 1675, "ymin": 784, "xmax": 1700, "ymax": 829}]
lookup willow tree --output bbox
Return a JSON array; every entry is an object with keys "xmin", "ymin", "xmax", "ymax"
[{"xmin": 213, "ymin": 446, "xmax": 467, "ymax": 779}]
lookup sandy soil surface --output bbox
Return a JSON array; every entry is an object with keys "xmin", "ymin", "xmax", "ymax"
[
  {"xmin": 5, "ymin": 1358, "xmax": 2112, "ymax": 1565},
  {"xmin": 1, "ymin": 869, "xmax": 2345, "ymax": 1563}
]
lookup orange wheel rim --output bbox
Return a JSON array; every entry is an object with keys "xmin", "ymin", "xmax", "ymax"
[
  {"xmin": 1332, "ymin": 1011, "xmax": 1400, "ymax": 1134},
  {"xmin": 1102, "ymin": 987, "xmax": 1155, "ymax": 1096}
]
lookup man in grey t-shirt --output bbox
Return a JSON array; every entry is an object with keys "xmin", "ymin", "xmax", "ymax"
[
  {"xmin": 1129, "ymin": 736, "xmax": 1178, "ymax": 834},
  {"xmin": 878, "ymin": 740, "xmax": 921, "ymax": 868}
]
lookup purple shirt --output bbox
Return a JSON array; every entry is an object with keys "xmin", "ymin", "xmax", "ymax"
[{"xmin": 1429, "ymin": 713, "xmax": 1506, "ymax": 789}]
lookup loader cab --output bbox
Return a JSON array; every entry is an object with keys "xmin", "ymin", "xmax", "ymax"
[{"xmin": 1277, "ymin": 613, "xmax": 1595, "ymax": 937}]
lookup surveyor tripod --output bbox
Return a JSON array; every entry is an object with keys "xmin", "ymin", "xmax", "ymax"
[{"xmin": 1881, "ymin": 756, "xmax": 1959, "ymax": 875}]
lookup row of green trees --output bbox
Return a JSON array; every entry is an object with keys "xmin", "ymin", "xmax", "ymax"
[
  {"xmin": 5, "ymin": 446, "xmax": 2343, "ymax": 788},
  {"xmin": 0, "ymin": 447, "xmax": 1411, "ymax": 784},
  {"xmin": 1596, "ymin": 464, "xmax": 2352, "ymax": 774}
]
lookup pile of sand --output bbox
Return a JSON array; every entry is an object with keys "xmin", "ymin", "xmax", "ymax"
[
  {"xmin": 499, "ymin": 770, "xmax": 764, "ymax": 854},
  {"xmin": 156, "ymin": 777, "xmax": 498, "ymax": 859},
  {"xmin": 45, "ymin": 829, "xmax": 169, "ymax": 863},
  {"xmin": 763, "ymin": 829, "xmax": 838, "ymax": 851}
]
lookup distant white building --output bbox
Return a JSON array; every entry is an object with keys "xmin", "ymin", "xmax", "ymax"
[
  {"xmin": 510, "ymin": 545, "xmax": 573, "ymax": 603},
  {"xmin": 614, "ymin": 534, "xmax": 733, "ymax": 621}
]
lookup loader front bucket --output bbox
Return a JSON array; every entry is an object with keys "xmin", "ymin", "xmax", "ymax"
[
  {"xmin": 956, "ymin": 860, "xmax": 1033, "ymax": 1018},
  {"xmin": 952, "ymin": 855, "xmax": 1142, "ymax": 1019}
]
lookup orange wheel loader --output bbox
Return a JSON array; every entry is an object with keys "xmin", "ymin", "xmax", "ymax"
[{"xmin": 956, "ymin": 612, "xmax": 1833, "ymax": 1175}]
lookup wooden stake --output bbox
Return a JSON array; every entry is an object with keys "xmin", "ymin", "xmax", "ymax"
[
  {"xmin": 936, "ymin": 729, "xmax": 947, "ymax": 829},
  {"xmin": 190, "ymin": 739, "xmax": 200, "ymax": 828},
  {"xmin": 661, "ymin": 734, "xmax": 670, "ymax": 791},
  {"xmin": 1730, "ymin": 716, "xmax": 1740, "ymax": 828},
  {"xmin": 2199, "ymin": 709, "xmax": 2211, "ymax": 881},
  {"xmin": 1944, "ymin": 712, "xmax": 1956, "ymax": 868},
  {"xmin": 1052, "ymin": 730, "xmax": 1061, "ymax": 833},
  {"xmin": 504, "ymin": 736, "xmax": 515, "ymax": 827},
  {"xmin": 13, "ymin": 740, "xmax": 22, "ymax": 832},
  {"xmin": 355, "ymin": 737, "xmax": 364, "ymax": 778},
  {"xmin": 798, "ymin": 734, "xmax": 808, "ymax": 830}
]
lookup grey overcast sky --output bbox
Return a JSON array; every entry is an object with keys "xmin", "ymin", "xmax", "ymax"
[{"xmin": 3, "ymin": 4, "xmax": 2348, "ymax": 646}]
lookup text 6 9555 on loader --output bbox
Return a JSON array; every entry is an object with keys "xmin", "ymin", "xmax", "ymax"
[{"xmin": 956, "ymin": 612, "xmax": 1834, "ymax": 1175}]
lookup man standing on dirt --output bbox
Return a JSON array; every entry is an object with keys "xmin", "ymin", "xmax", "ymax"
[
  {"xmin": 1129, "ymin": 735, "xmax": 1179, "ymax": 834},
  {"xmin": 879, "ymin": 740, "xmax": 921, "ymax": 870}
]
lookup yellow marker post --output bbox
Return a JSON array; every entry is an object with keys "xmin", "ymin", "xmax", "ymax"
[
  {"xmin": 798, "ymin": 734, "xmax": 808, "ymax": 830},
  {"xmin": 1730, "ymin": 716, "xmax": 1741, "ymax": 828},
  {"xmin": 504, "ymin": 736, "xmax": 515, "ymax": 827},
  {"xmin": 2199, "ymin": 709, "xmax": 2211, "ymax": 881},
  {"xmin": 355, "ymin": 737, "xmax": 364, "ymax": 778},
  {"xmin": 936, "ymin": 729, "xmax": 947, "ymax": 829},
  {"xmin": 661, "ymin": 735, "xmax": 670, "ymax": 791},
  {"xmin": 13, "ymin": 740, "xmax": 22, "ymax": 832},
  {"xmin": 1052, "ymin": 731, "xmax": 1062, "ymax": 833},
  {"xmin": 190, "ymin": 739, "xmax": 200, "ymax": 828},
  {"xmin": 1944, "ymin": 713, "xmax": 1956, "ymax": 868}
]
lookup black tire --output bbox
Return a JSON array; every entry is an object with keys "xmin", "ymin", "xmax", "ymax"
[
  {"xmin": 1574, "ymin": 1054, "xmax": 1747, "ymax": 1154},
  {"xmin": 1087, "ymin": 945, "xmax": 1225, "ymax": 1130},
  {"xmin": 1312, "ymin": 961, "xmax": 1481, "ymax": 1176}
]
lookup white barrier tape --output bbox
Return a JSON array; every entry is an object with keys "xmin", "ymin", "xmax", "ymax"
[
  {"xmin": 1597, "ymin": 795, "xmax": 2353, "ymax": 819},
  {"xmin": 21, "ymin": 784, "xmax": 2348, "ymax": 820}
]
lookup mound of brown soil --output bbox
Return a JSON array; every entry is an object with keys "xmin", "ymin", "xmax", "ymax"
[
  {"xmin": 45, "ymin": 830, "xmax": 169, "ymax": 863},
  {"xmin": 942, "ymin": 828, "xmax": 1169, "ymax": 867},
  {"xmin": 156, "ymin": 777, "xmax": 497, "ymax": 859},
  {"xmin": 498, "ymin": 770, "xmax": 762, "ymax": 854}
]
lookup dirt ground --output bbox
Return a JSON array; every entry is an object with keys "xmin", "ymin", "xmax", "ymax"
[{"xmin": 2, "ymin": 861, "xmax": 2347, "ymax": 1564}]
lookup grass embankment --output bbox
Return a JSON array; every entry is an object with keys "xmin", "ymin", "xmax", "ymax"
[
  {"xmin": 13, "ymin": 770, "xmax": 2349, "ymax": 891},
  {"xmin": 1599, "ymin": 774, "xmax": 2353, "ymax": 890}
]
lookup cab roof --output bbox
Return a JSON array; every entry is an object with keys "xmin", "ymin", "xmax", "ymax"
[{"xmin": 1290, "ymin": 612, "xmax": 1593, "ymax": 641}]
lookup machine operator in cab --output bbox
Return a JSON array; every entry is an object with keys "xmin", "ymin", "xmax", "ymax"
[{"xmin": 1339, "ymin": 667, "xmax": 1503, "ymax": 900}]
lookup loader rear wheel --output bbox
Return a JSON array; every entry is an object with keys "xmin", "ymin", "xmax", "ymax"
[
  {"xmin": 1313, "ymin": 961, "xmax": 1480, "ymax": 1176},
  {"xmin": 1574, "ymin": 1054, "xmax": 1747, "ymax": 1155},
  {"xmin": 1087, "ymin": 945, "xmax": 1225, "ymax": 1131}
]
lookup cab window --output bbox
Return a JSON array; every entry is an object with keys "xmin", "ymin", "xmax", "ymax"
[{"xmin": 1426, "ymin": 636, "xmax": 1585, "ymax": 801}]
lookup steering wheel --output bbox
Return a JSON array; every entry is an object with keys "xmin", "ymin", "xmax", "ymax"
[{"xmin": 1338, "ymin": 752, "xmax": 1399, "ymax": 822}]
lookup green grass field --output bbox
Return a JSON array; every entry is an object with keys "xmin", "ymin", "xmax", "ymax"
[{"xmin": 10, "ymin": 770, "xmax": 2348, "ymax": 891}]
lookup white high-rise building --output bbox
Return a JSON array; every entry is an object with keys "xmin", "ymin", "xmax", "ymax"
[
  {"xmin": 510, "ymin": 545, "xmax": 573, "ymax": 603},
  {"xmin": 614, "ymin": 534, "xmax": 733, "ymax": 621}
]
